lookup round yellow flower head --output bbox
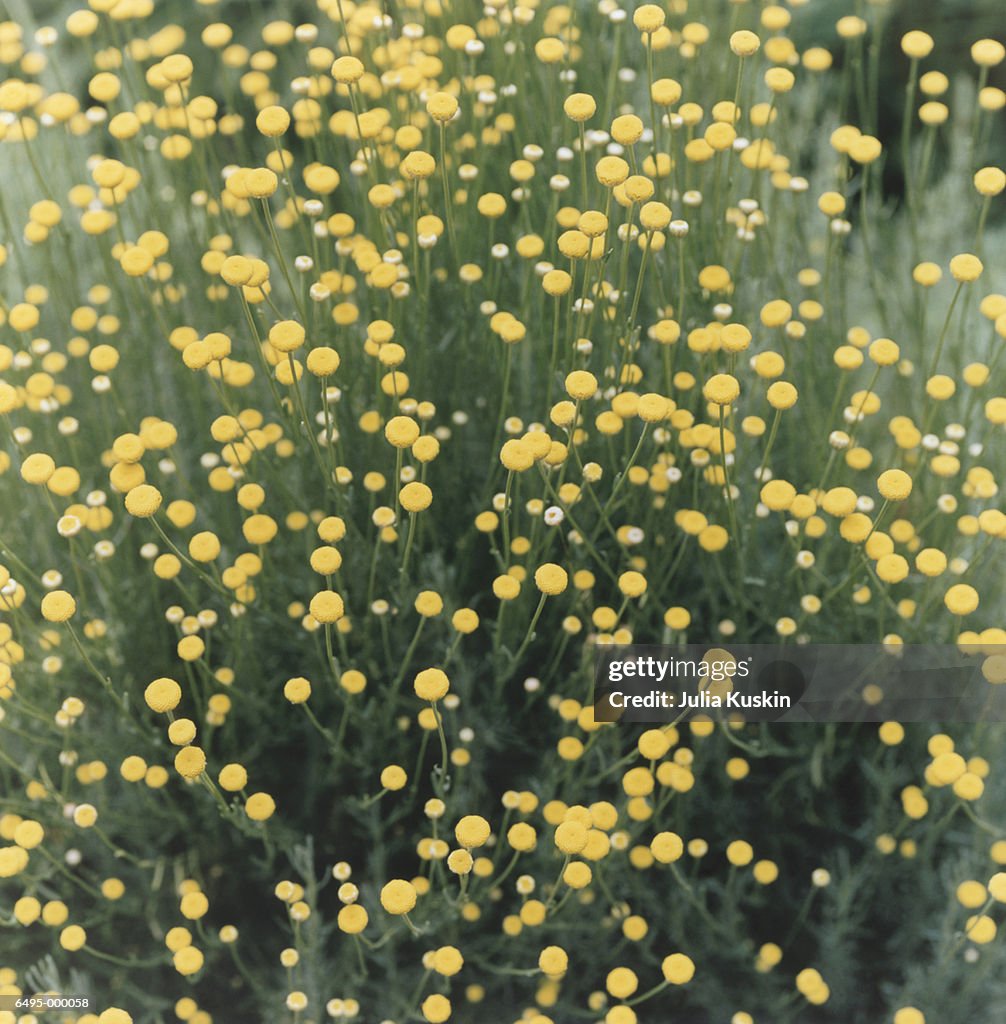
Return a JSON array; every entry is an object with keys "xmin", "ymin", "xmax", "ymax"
[
  {"xmin": 380, "ymin": 765, "xmax": 407, "ymax": 790},
  {"xmin": 447, "ymin": 848, "xmax": 473, "ymax": 874},
  {"xmin": 652, "ymin": 78, "xmax": 683, "ymax": 106},
  {"xmin": 703, "ymin": 373, "xmax": 740, "ymax": 406},
  {"xmin": 500, "ymin": 439, "xmax": 535, "ymax": 472},
  {"xmin": 415, "ymin": 591, "xmax": 443, "ymax": 617},
  {"xmin": 60, "ymin": 924, "xmax": 87, "ymax": 951},
  {"xmin": 306, "ymin": 347, "xmax": 341, "ymax": 377},
  {"xmin": 125, "ymin": 484, "xmax": 162, "ymax": 518},
  {"xmin": 245, "ymin": 792, "xmax": 276, "ymax": 821},
  {"xmin": 662, "ymin": 953, "xmax": 696, "ymax": 984},
  {"xmin": 189, "ymin": 532, "xmax": 221, "ymax": 562},
  {"xmin": 246, "ymin": 168, "xmax": 278, "ymax": 198},
  {"xmin": 221, "ymin": 255, "xmax": 253, "ymax": 286},
  {"xmin": 174, "ymin": 746, "xmax": 206, "ymax": 780},
  {"xmin": 284, "ymin": 677, "xmax": 311, "ymax": 704},
  {"xmin": 21, "ymin": 452, "xmax": 56, "ymax": 485},
  {"xmin": 619, "ymin": 571, "xmax": 647, "ymax": 597},
  {"xmin": 402, "ymin": 151, "xmax": 436, "ymax": 180},
  {"xmin": 269, "ymin": 320, "xmax": 305, "ymax": 353},
  {"xmin": 256, "ymin": 105, "xmax": 290, "ymax": 138},
  {"xmin": 972, "ymin": 39, "xmax": 1005, "ymax": 68},
  {"xmin": 596, "ymin": 156, "xmax": 629, "ymax": 187},
  {"xmin": 11, "ymin": 896, "xmax": 42, "ymax": 929},
  {"xmin": 727, "ymin": 839, "xmax": 754, "ymax": 866},
  {"xmin": 414, "ymin": 668, "xmax": 450, "ymax": 702},
  {"xmin": 534, "ymin": 563, "xmax": 568, "ymax": 595},
  {"xmin": 170, "ymin": 720, "xmax": 197, "ymax": 747},
  {"xmin": 876, "ymin": 554, "xmax": 909, "ymax": 584},
  {"xmin": 944, "ymin": 584, "xmax": 979, "ymax": 616},
  {"xmin": 651, "ymin": 831, "xmax": 684, "ymax": 863},
  {"xmin": 565, "ymin": 370, "xmax": 598, "ymax": 400},
  {"xmin": 380, "ymin": 878, "xmax": 417, "ymax": 915},
  {"xmin": 949, "ymin": 253, "xmax": 983, "ymax": 282},
  {"xmin": 401, "ymin": 482, "xmax": 433, "ymax": 512},
  {"xmin": 145, "ymin": 677, "xmax": 182, "ymax": 713},
  {"xmin": 93, "ymin": 158, "xmax": 126, "ymax": 188},
  {"xmin": 173, "ymin": 946, "xmax": 204, "ymax": 976},
  {"xmin": 758, "ymin": 479, "xmax": 799, "ymax": 512},
  {"xmin": 900, "ymin": 31, "xmax": 934, "ymax": 59},
  {"xmin": 332, "ymin": 56, "xmax": 365, "ymax": 83},
  {"xmin": 455, "ymin": 814, "xmax": 491, "ymax": 848},
  {"xmin": 507, "ymin": 822, "xmax": 537, "ymax": 852},
  {"xmin": 338, "ymin": 904, "xmax": 369, "ymax": 933},
  {"xmin": 121, "ymin": 247, "xmax": 153, "ymax": 277},
  {"xmin": 41, "ymin": 590, "xmax": 76, "ymax": 623},
  {"xmin": 13, "ymin": 820, "xmax": 44, "ymax": 849},
  {"xmin": 974, "ymin": 167, "xmax": 1006, "ymax": 197},
  {"xmin": 421, "ymin": 993, "xmax": 451, "ymax": 1023},
  {"xmin": 564, "ymin": 92, "xmax": 596, "ymax": 122},
  {"xmin": 219, "ymin": 764, "xmax": 248, "ymax": 791},
  {"xmin": 493, "ymin": 575, "xmax": 521, "ymax": 600},
  {"xmin": 730, "ymin": 30, "xmax": 760, "ymax": 57},
  {"xmin": 426, "ymin": 91, "xmax": 459, "ymax": 123},
  {"xmin": 607, "ymin": 967, "xmax": 638, "ymax": 999},
  {"xmin": 633, "ymin": 4, "xmax": 665, "ymax": 34},
  {"xmin": 539, "ymin": 945, "xmax": 569, "ymax": 978},
  {"xmin": 766, "ymin": 382, "xmax": 798, "ymax": 410},
  {"xmin": 554, "ymin": 819, "xmax": 588, "ymax": 854},
  {"xmin": 433, "ymin": 945, "xmax": 464, "ymax": 976},
  {"xmin": 161, "ymin": 54, "xmax": 194, "ymax": 83},
  {"xmin": 611, "ymin": 114, "xmax": 644, "ymax": 146},
  {"xmin": 869, "ymin": 338, "xmax": 900, "ymax": 366},
  {"xmin": 877, "ymin": 469, "xmax": 912, "ymax": 502},
  {"xmin": 310, "ymin": 591, "xmax": 345, "ymax": 623},
  {"xmin": 385, "ymin": 416, "xmax": 420, "ymax": 448}
]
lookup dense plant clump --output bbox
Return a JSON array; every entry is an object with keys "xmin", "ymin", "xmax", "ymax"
[{"xmin": 0, "ymin": 0, "xmax": 1004, "ymax": 1022}]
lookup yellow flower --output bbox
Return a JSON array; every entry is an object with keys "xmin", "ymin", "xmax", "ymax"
[
  {"xmin": 949, "ymin": 253, "xmax": 983, "ymax": 282},
  {"xmin": 729, "ymin": 30, "xmax": 760, "ymax": 57},
  {"xmin": 877, "ymin": 469, "xmax": 912, "ymax": 502},
  {"xmin": 900, "ymin": 31, "xmax": 934, "ymax": 59},
  {"xmin": 401, "ymin": 481, "xmax": 433, "ymax": 512},
  {"xmin": 245, "ymin": 792, "xmax": 276, "ymax": 821},
  {"xmin": 283, "ymin": 677, "xmax": 311, "ymax": 704},
  {"xmin": 41, "ymin": 590, "xmax": 76, "ymax": 623},
  {"xmin": 534, "ymin": 563, "xmax": 568, "ymax": 595},
  {"xmin": 662, "ymin": 953, "xmax": 696, "ymax": 984},
  {"xmin": 124, "ymin": 484, "xmax": 162, "ymax": 517},
  {"xmin": 20, "ymin": 452, "xmax": 56, "ymax": 485},
  {"xmin": 944, "ymin": 584, "xmax": 979, "ymax": 616},
  {"xmin": 269, "ymin": 320, "xmax": 306, "ymax": 353},
  {"xmin": 426, "ymin": 91, "xmax": 459, "ymax": 122},
  {"xmin": 455, "ymin": 815, "xmax": 491, "ymax": 848},
  {"xmin": 256, "ymin": 105, "xmax": 290, "ymax": 137},
  {"xmin": 60, "ymin": 924, "xmax": 87, "ymax": 951},
  {"xmin": 145, "ymin": 677, "xmax": 182, "ymax": 713},
  {"xmin": 380, "ymin": 878, "xmax": 417, "ymax": 915},
  {"xmin": 331, "ymin": 56, "xmax": 365, "ymax": 83},
  {"xmin": 633, "ymin": 5, "xmax": 665, "ymax": 34},
  {"xmin": 414, "ymin": 668, "xmax": 450, "ymax": 702},
  {"xmin": 421, "ymin": 994, "xmax": 451, "ymax": 1023},
  {"xmin": 174, "ymin": 747, "xmax": 206, "ymax": 780},
  {"xmin": 554, "ymin": 820, "xmax": 588, "ymax": 854},
  {"xmin": 703, "ymin": 373, "xmax": 740, "ymax": 406},
  {"xmin": 309, "ymin": 591, "xmax": 345, "ymax": 623}
]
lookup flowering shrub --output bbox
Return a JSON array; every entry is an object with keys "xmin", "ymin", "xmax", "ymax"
[{"xmin": 0, "ymin": 1, "xmax": 1004, "ymax": 1023}]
